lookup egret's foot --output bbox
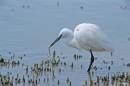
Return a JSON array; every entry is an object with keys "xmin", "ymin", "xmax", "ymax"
[
  {"xmin": 87, "ymin": 66, "xmax": 91, "ymax": 72},
  {"xmin": 87, "ymin": 69, "xmax": 90, "ymax": 72}
]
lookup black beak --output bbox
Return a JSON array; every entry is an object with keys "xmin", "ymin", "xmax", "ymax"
[{"xmin": 48, "ymin": 34, "xmax": 62, "ymax": 54}]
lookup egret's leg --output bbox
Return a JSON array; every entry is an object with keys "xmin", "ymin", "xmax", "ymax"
[{"xmin": 87, "ymin": 50, "xmax": 94, "ymax": 72}]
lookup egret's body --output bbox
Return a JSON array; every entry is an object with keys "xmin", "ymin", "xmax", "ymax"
[
  {"xmin": 49, "ymin": 23, "xmax": 114, "ymax": 72},
  {"xmin": 73, "ymin": 23, "xmax": 113, "ymax": 52}
]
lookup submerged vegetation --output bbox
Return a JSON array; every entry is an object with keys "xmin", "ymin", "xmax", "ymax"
[{"xmin": 0, "ymin": 51, "xmax": 130, "ymax": 86}]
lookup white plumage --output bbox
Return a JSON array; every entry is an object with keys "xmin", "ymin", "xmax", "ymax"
[
  {"xmin": 49, "ymin": 23, "xmax": 114, "ymax": 72},
  {"xmin": 73, "ymin": 23, "xmax": 114, "ymax": 52}
]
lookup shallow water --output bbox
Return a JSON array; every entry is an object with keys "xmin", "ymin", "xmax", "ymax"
[{"xmin": 0, "ymin": 0, "xmax": 130, "ymax": 86}]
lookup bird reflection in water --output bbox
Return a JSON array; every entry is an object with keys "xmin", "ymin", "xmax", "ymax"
[{"xmin": 88, "ymin": 71, "xmax": 94, "ymax": 86}]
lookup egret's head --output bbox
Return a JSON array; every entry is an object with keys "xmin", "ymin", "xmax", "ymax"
[{"xmin": 49, "ymin": 28, "xmax": 73, "ymax": 49}]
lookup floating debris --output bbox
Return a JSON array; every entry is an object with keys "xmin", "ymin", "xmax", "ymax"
[
  {"xmin": 128, "ymin": 37, "xmax": 130, "ymax": 41},
  {"xmin": 120, "ymin": 5, "xmax": 127, "ymax": 10},
  {"xmin": 127, "ymin": 63, "xmax": 130, "ymax": 67},
  {"xmin": 80, "ymin": 6, "xmax": 84, "ymax": 10},
  {"xmin": 57, "ymin": 2, "xmax": 60, "ymax": 6},
  {"xmin": 22, "ymin": 5, "xmax": 30, "ymax": 8}
]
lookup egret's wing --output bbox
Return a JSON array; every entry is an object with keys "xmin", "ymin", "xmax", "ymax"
[{"xmin": 74, "ymin": 23, "xmax": 114, "ymax": 52}]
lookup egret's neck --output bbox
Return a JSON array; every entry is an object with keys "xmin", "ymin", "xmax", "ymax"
[
  {"xmin": 66, "ymin": 32, "xmax": 76, "ymax": 48},
  {"xmin": 65, "ymin": 31, "xmax": 79, "ymax": 49},
  {"xmin": 66, "ymin": 31, "xmax": 74, "ymax": 42},
  {"xmin": 60, "ymin": 28, "xmax": 76, "ymax": 48}
]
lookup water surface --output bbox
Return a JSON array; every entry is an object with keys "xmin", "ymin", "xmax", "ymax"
[{"xmin": 0, "ymin": 0, "xmax": 130, "ymax": 86}]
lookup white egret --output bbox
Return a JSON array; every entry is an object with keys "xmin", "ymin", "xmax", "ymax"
[{"xmin": 49, "ymin": 23, "xmax": 114, "ymax": 72}]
